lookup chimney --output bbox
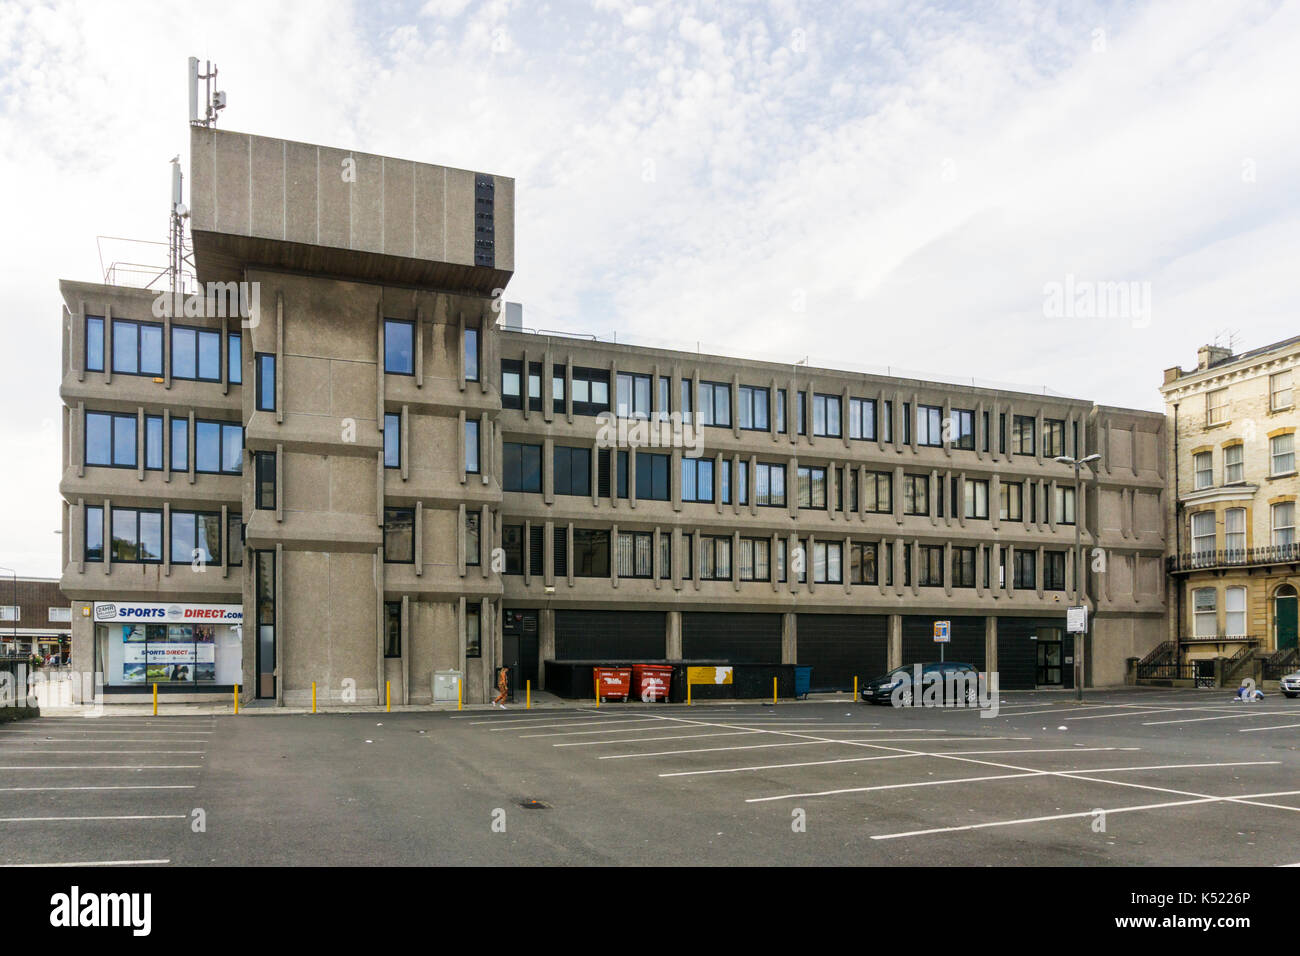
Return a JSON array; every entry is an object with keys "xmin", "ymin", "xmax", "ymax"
[
  {"xmin": 1163, "ymin": 366, "xmax": 1182, "ymax": 385},
  {"xmin": 1197, "ymin": 344, "xmax": 1232, "ymax": 371}
]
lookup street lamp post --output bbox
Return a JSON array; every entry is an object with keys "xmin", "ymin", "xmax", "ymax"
[{"xmin": 1054, "ymin": 454, "xmax": 1101, "ymax": 701}]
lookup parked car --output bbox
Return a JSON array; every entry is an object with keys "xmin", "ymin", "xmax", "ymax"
[
  {"xmin": 1281, "ymin": 671, "xmax": 1300, "ymax": 699},
  {"xmin": 860, "ymin": 662, "xmax": 980, "ymax": 706}
]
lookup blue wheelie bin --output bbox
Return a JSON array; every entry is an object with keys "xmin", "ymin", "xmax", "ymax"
[{"xmin": 794, "ymin": 666, "xmax": 812, "ymax": 700}]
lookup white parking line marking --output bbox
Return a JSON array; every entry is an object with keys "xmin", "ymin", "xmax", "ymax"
[
  {"xmin": 556, "ymin": 731, "xmax": 756, "ymax": 747},
  {"xmin": 2, "ymin": 859, "xmax": 171, "ymax": 867},
  {"xmin": 521, "ymin": 722, "xmax": 716, "ymax": 739},
  {"xmin": 0, "ymin": 751, "xmax": 207, "ymax": 755},
  {"xmin": 747, "ymin": 761, "xmax": 1281, "ymax": 803},
  {"xmin": 1057, "ymin": 709, "xmax": 1180, "ymax": 721},
  {"xmin": 0, "ymin": 814, "xmax": 186, "ymax": 823},
  {"xmin": 1239, "ymin": 722, "xmax": 1300, "ymax": 733},
  {"xmin": 870, "ymin": 789, "xmax": 1300, "ymax": 841},
  {"xmin": 0, "ymin": 729, "xmax": 213, "ymax": 735},
  {"xmin": 599, "ymin": 737, "xmax": 1028, "ymax": 759},
  {"xmin": 0, "ymin": 786, "xmax": 196, "ymax": 792},
  {"xmin": 1142, "ymin": 712, "xmax": 1289, "ymax": 726},
  {"xmin": 465, "ymin": 715, "xmax": 623, "ymax": 726},
  {"xmin": 493, "ymin": 718, "xmax": 663, "ymax": 732},
  {"xmin": 660, "ymin": 747, "xmax": 1128, "ymax": 778},
  {"xmin": 0, "ymin": 765, "xmax": 202, "ymax": 771}
]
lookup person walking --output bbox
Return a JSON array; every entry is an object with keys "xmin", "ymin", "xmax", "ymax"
[{"xmin": 492, "ymin": 666, "xmax": 510, "ymax": 708}]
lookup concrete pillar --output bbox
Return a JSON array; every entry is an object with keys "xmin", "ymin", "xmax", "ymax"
[
  {"xmin": 781, "ymin": 611, "xmax": 797, "ymax": 665},
  {"xmin": 888, "ymin": 614, "xmax": 902, "ymax": 669},
  {"xmin": 666, "ymin": 611, "xmax": 682, "ymax": 660},
  {"xmin": 985, "ymin": 615, "xmax": 998, "ymax": 677},
  {"xmin": 539, "ymin": 608, "xmax": 555, "ymax": 689}
]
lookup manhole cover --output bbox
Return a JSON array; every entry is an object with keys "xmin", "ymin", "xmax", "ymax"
[{"xmin": 519, "ymin": 799, "xmax": 551, "ymax": 810}]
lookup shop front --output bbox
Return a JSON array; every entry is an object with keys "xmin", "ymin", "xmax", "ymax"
[{"xmin": 92, "ymin": 601, "xmax": 242, "ymax": 693}]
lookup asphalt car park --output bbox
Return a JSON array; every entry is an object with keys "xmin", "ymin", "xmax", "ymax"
[{"xmin": 2, "ymin": 687, "xmax": 1299, "ymax": 866}]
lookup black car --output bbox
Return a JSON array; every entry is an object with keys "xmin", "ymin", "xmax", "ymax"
[{"xmin": 860, "ymin": 662, "xmax": 981, "ymax": 706}]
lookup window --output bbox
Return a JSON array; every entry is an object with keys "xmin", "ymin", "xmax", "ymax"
[
  {"xmin": 554, "ymin": 446, "xmax": 592, "ymax": 497},
  {"xmin": 916, "ymin": 404, "xmax": 943, "ymax": 447},
  {"xmin": 812, "ymin": 393, "xmax": 841, "ymax": 437},
  {"xmin": 616, "ymin": 372, "xmax": 652, "ymax": 419},
  {"xmin": 466, "ymin": 606, "xmax": 482, "ymax": 657},
  {"xmin": 464, "ymin": 512, "xmax": 481, "ymax": 567},
  {"xmin": 776, "ymin": 389, "xmax": 787, "ymax": 434},
  {"xmin": 700, "ymin": 536, "xmax": 733, "ymax": 581},
  {"xmin": 1042, "ymin": 419, "xmax": 1066, "ymax": 458},
  {"xmin": 111, "ymin": 319, "xmax": 163, "ymax": 376},
  {"xmin": 110, "ymin": 507, "xmax": 163, "ymax": 563},
  {"xmin": 680, "ymin": 532, "xmax": 694, "ymax": 579},
  {"xmin": 255, "ymin": 452, "xmax": 276, "ymax": 510},
  {"xmin": 965, "ymin": 479, "xmax": 989, "ymax": 519},
  {"xmin": 1013, "ymin": 415, "xmax": 1036, "ymax": 455},
  {"xmin": 1271, "ymin": 434, "xmax": 1295, "ymax": 475},
  {"xmin": 776, "ymin": 538, "xmax": 787, "ymax": 583},
  {"xmin": 552, "ymin": 364, "xmax": 567, "ymax": 413},
  {"xmin": 881, "ymin": 400, "xmax": 893, "ymax": 443},
  {"xmin": 85, "ymin": 411, "xmax": 137, "ymax": 468},
  {"xmin": 171, "ymin": 511, "xmax": 221, "ymax": 565},
  {"xmin": 228, "ymin": 513, "xmax": 243, "ymax": 567},
  {"xmin": 384, "ymin": 319, "xmax": 414, "ymax": 374},
  {"xmin": 1193, "ymin": 451, "xmax": 1213, "ymax": 489},
  {"xmin": 634, "ymin": 451, "xmax": 670, "ymax": 501},
  {"xmin": 1044, "ymin": 551, "xmax": 1066, "ymax": 591},
  {"xmin": 737, "ymin": 459, "xmax": 749, "ymax": 506},
  {"xmin": 681, "ymin": 457, "xmax": 714, "ymax": 503},
  {"xmin": 916, "ymin": 545, "xmax": 942, "ymax": 586},
  {"xmin": 952, "ymin": 409, "xmax": 975, "ymax": 450},
  {"xmin": 1270, "ymin": 370, "xmax": 1293, "ymax": 411},
  {"xmin": 384, "ymin": 602, "xmax": 402, "ymax": 658},
  {"xmin": 719, "ymin": 460, "xmax": 731, "ymax": 505},
  {"xmin": 1224, "ymin": 443, "xmax": 1244, "ymax": 483},
  {"xmin": 502, "ymin": 525, "xmax": 523, "ymax": 575},
  {"xmin": 849, "ymin": 542, "xmax": 877, "ymax": 585},
  {"xmin": 1055, "ymin": 485, "xmax": 1075, "ymax": 525},
  {"xmin": 86, "ymin": 316, "xmax": 104, "ymax": 372},
  {"xmin": 616, "ymin": 531, "xmax": 654, "ymax": 579},
  {"xmin": 1226, "ymin": 586, "xmax": 1247, "ymax": 637},
  {"xmin": 503, "ymin": 442, "xmax": 542, "ymax": 493},
  {"xmin": 48, "ymin": 607, "xmax": 71, "ymax": 623},
  {"xmin": 1193, "ymin": 587, "xmax": 1217, "ymax": 638},
  {"xmin": 812, "ymin": 541, "xmax": 842, "ymax": 584},
  {"xmin": 982, "ymin": 411, "xmax": 991, "ymax": 453},
  {"xmin": 574, "ymin": 528, "xmax": 610, "ymax": 577},
  {"xmin": 572, "ymin": 367, "xmax": 610, "ymax": 416},
  {"xmin": 952, "ymin": 547, "xmax": 976, "ymax": 588},
  {"xmin": 553, "ymin": 525, "xmax": 569, "ymax": 578},
  {"xmin": 195, "ymin": 420, "xmax": 243, "ymax": 474},
  {"xmin": 849, "ymin": 398, "xmax": 876, "ymax": 441},
  {"xmin": 797, "ymin": 391, "xmax": 807, "ymax": 436},
  {"xmin": 797, "ymin": 466, "xmax": 827, "ymax": 509},
  {"xmin": 658, "ymin": 531, "xmax": 671, "ymax": 579},
  {"xmin": 903, "ymin": 475, "xmax": 929, "ymax": 516},
  {"xmin": 171, "ymin": 418, "xmax": 188, "ymax": 472},
  {"xmin": 172, "ymin": 326, "xmax": 221, "ymax": 381},
  {"xmin": 1272, "ymin": 502, "xmax": 1295, "ymax": 546},
  {"xmin": 755, "ymin": 462, "xmax": 786, "ymax": 507},
  {"xmin": 657, "ymin": 376, "xmax": 671, "ymax": 421},
  {"xmin": 228, "ymin": 332, "xmax": 242, "ymax": 384},
  {"xmin": 738, "ymin": 385, "xmax": 769, "ymax": 431},
  {"xmin": 84, "ymin": 505, "xmax": 104, "ymax": 562},
  {"xmin": 699, "ymin": 382, "xmax": 731, "ymax": 427},
  {"xmin": 464, "ymin": 326, "xmax": 479, "ymax": 382},
  {"xmin": 1224, "ymin": 508, "xmax": 1246, "ymax": 557},
  {"xmin": 680, "ymin": 379, "xmax": 694, "ymax": 425},
  {"xmin": 999, "ymin": 481, "xmax": 1023, "ymax": 521},
  {"xmin": 255, "ymin": 354, "xmax": 276, "ymax": 411},
  {"xmin": 1206, "ymin": 388, "xmax": 1229, "ymax": 425},
  {"xmin": 144, "ymin": 415, "xmax": 164, "ymax": 471},
  {"xmin": 738, "ymin": 538, "xmax": 770, "ymax": 581},
  {"xmin": 501, "ymin": 359, "xmax": 522, "ymax": 409},
  {"xmin": 465, "ymin": 419, "xmax": 480, "ymax": 475},
  {"xmin": 384, "ymin": 413, "xmax": 401, "ymax": 468},
  {"xmin": 862, "ymin": 471, "xmax": 892, "ymax": 513},
  {"xmin": 1013, "ymin": 550, "xmax": 1036, "ymax": 589},
  {"xmin": 383, "ymin": 508, "xmax": 415, "ymax": 563}
]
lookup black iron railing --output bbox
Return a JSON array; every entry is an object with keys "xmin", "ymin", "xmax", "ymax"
[
  {"xmin": 1167, "ymin": 544, "xmax": 1300, "ymax": 573},
  {"xmin": 1136, "ymin": 661, "xmax": 1200, "ymax": 681}
]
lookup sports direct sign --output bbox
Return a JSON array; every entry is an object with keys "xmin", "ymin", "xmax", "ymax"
[{"xmin": 93, "ymin": 602, "xmax": 242, "ymax": 624}]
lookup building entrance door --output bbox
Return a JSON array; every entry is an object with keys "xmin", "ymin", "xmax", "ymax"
[
  {"xmin": 1036, "ymin": 636, "xmax": 1063, "ymax": 687},
  {"xmin": 503, "ymin": 610, "xmax": 539, "ymax": 695},
  {"xmin": 1276, "ymin": 586, "xmax": 1298, "ymax": 650}
]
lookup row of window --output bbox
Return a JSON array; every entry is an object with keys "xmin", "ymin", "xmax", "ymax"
[
  {"xmin": 84, "ymin": 506, "xmax": 243, "ymax": 565},
  {"xmin": 85, "ymin": 412, "xmax": 244, "ymax": 475},
  {"xmin": 384, "ymin": 320, "xmax": 480, "ymax": 382},
  {"xmin": 382, "ymin": 602, "xmax": 482, "ymax": 659},
  {"xmin": 1191, "ymin": 586, "xmax": 1249, "ymax": 638},
  {"xmin": 1205, "ymin": 371, "xmax": 1292, "ymax": 427},
  {"xmin": 1192, "ymin": 435, "xmax": 1294, "ymax": 490},
  {"xmin": 86, "ymin": 317, "xmax": 244, "ymax": 383},
  {"xmin": 481, "ymin": 522, "xmax": 1072, "ymax": 590},
  {"xmin": 1189, "ymin": 503, "xmax": 1294, "ymax": 554}
]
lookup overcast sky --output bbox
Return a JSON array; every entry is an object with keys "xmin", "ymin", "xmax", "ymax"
[{"xmin": 2, "ymin": 0, "xmax": 1298, "ymax": 578}]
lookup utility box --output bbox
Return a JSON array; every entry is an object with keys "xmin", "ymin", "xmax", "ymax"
[{"xmin": 433, "ymin": 670, "xmax": 463, "ymax": 703}]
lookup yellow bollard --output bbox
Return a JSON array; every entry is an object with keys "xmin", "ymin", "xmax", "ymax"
[
  {"xmin": 152, "ymin": 683, "xmax": 158, "ymax": 716},
  {"xmin": 773, "ymin": 676, "xmax": 777, "ymax": 705},
  {"xmin": 312, "ymin": 681, "xmax": 317, "ymax": 714},
  {"xmin": 526, "ymin": 680, "xmax": 531, "ymax": 710},
  {"xmin": 386, "ymin": 681, "xmax": 391, "ymax": 713},
  {"xmin": 687, "ymin": 677, "xmax": 692, "ymax": 706},
  {"xmin": 854, "ymin": 675, "xmax": 858, "ymax": 702},
  {"xmin": 594, "ymin": 675, "xmax": 600, "ymax": 708},
  {"xmin": 457, "ymin": 677, "xmax": 462, "ymax": 711},
  {"xmin": 234, "ymin": 685, "xmax": 239, "ymax": 715}
]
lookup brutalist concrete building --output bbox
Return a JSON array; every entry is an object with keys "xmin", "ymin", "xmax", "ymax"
[{"xmin": 59, "ymin": 126, "xmax": 1167, "ymax": 705}]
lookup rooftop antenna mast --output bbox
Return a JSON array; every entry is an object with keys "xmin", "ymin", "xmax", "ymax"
[
  {"xmin": 169, "ymin": 156, "xmax": 189, "ymax": 301},
  {"xmin": 188, "ymin": 57, "xmax": 226, "ymax": 128}
]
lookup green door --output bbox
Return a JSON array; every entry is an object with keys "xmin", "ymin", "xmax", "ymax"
[{"xmin": 1277, "ymin": 594, "xmax": 1298, "ymax": 650}]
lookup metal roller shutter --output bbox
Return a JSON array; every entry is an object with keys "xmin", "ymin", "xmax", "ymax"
[
  {"xmin": 996, "ymin": 617, "xmax": 1045, "ymax": 690},
  {"xmin": 554, "ymin": 611, "xmax": 665, "ymax": 660},
  {"xmin": 901, "ymin": 615, "xmax": 986, "ymax": 670},
  {"xmin": 682, "ymin": 613, "xmax": 782, "ymax": 663},
  {"xmin": 796, "ymin": 614, "xmax": 889, "ymax": 691}
]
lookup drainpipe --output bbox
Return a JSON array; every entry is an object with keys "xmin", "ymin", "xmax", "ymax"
[{"xmin": 1172, "ymin": 403, "xmax": 1182, "ymax": 662}]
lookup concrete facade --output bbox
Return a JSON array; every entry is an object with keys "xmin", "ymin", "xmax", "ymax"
[
  {"xmin": 1160, "ymin": 338, "xmax": 1300, "ymax": 670},
  {"xmin": 58, "ymin": 125, "xmax": 1167, "ymax": 704}
]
